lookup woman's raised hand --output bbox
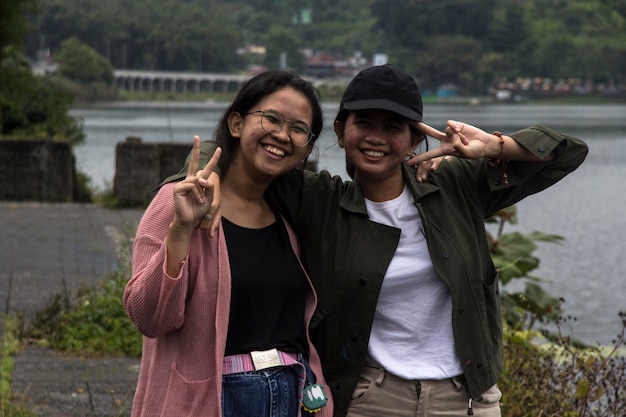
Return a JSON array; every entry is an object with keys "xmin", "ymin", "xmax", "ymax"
[
  {"xmin": 407, "ymin": 120, "xmax": 493, "ymax": 165},
  {"xmin": 172, "ymin": 136, "xmax": 222, "ymax": 236}
]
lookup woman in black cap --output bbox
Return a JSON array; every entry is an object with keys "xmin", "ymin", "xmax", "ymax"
[{"xmin": 174, "ymin": 63, "xmax": 588, "ymax": 416}]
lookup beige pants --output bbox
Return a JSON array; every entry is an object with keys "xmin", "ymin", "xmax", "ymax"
[{"xmin": 347, "ymin": 364, "xmax": 501, "ymax": 417}]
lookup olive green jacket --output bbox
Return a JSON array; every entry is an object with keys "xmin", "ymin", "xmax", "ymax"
[{"xmin": 163, "ymin": 125, "xmax": 588, "ymax": 417}]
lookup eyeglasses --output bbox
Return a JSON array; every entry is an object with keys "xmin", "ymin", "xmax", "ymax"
[{"xmin": 244, "ymin": 110, "xmax": 314, "ymax": 146}]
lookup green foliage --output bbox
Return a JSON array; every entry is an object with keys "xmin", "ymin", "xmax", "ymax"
[
  {"xmin": 501, "ymin": 316, "xmax": 626, "ymax": 417},
  {"xmin": 520, "ymin": 0, "xmax": 626, "ymax": 81},
  {"xmin": 0, "ymin": 316, "xmax": 37, "ymax": 417},
  {"xmin": 0, "ymin": 0, "xmax": 37, "ymax": 62},
  {"xmin": 34, "ymin": 0, "xmax": 243, "ymax": 72},
  {"xmin": 72, "ymin": 164, "xmax": 94, "ymax": 202},
  {"xmin": 263, "ymin": 26, "xmax": 305, "ymax": 71},
  {"xmin": 0, "ymin": 396, "xmax": 36, "ymax": 417},
  {"xmin": 501, "ymin": 328, "xmax": 578, "ymax": 416},
  {"xmin": 25, "ymin": 225, "xmax": 142, "ymax": 357},
  {"xmin": 14, "ymin": 0, "xmax": 625, "ymax": 93},
  {"xmin": 1, "ymin": 317, "xmax": 20, "ymax": 399},
  {"xmin": 488, "ymin": 206, "xmax": 565, "ymax": 330},
  {"xmin": 0, "ymin": 0, "xmax": 87, "ymax": 146},
  {"xmin": 413, "ymin": 35, "xmax": 483, "ymax": 89},
  {"xmin": 0, "ymin": 67, "xmax": 85, "ymax": 144},
  {"xmin": 299, "ymin": 0, "xmax": 383, "ymax": 57},
  {"xmin": 56, "ymin": 36, "xmax": 113, "ymax": 84},
  {"xmin": 47, "ymin": 75, "xmax": 118, "ymax": 103},
  {"xmin": 27, "ymin": 273, "xmax": 142, "ymax": 357}
]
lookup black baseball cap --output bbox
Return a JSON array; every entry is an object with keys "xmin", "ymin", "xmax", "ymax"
[{"xmin": 340, "ymin": 64, "xmax": 423, "ymax": 122}]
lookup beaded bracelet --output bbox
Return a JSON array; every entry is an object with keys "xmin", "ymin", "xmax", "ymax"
[{"xmin": 488, "ymin": 131, "xmax": 509, "ymax": 186}]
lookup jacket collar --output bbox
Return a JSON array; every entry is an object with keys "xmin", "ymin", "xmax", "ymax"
[{"xmin": 339, "ymin": 162, "xmax": 440, "ymax": 214}]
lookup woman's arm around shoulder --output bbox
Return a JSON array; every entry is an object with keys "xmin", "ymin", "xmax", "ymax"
[{"xmin": 266, "ymin": 168, "xmax": 350, "ymax": 228}]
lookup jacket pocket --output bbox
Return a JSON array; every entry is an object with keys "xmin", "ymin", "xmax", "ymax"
[{"xmin": 160, "ymin": 365, "xmax": 216, "ymax": 417}]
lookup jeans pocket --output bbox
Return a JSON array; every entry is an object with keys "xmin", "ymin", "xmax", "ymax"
[
  {"xmin": 350, "ymin": 366, "xmax": 379, "ymax": 403},
  {"xmin": 473, "ymin": 384, "xmax": 502, "ymax": 408}
]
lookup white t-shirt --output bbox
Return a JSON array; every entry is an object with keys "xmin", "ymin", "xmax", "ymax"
[{"xmin": 364, "ymin": 186, "xmax": 464, "ymax": 380}]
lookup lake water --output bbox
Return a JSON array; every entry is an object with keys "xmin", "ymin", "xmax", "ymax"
[{"xmin": 71, "ymin": 102, "xmax": 626, "ymax": 346}]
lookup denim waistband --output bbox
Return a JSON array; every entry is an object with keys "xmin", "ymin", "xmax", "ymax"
[{"xmin": 223, "ymin": 350, "xmax": 308, "ymax": 412}]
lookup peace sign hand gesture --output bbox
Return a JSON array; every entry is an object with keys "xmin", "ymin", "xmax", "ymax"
[
  {"xmin": 407, "ymin": 120, "xmax": 494, "ymax": 165},
  {"xmin": 172, "ymin": 135, "xmax": 222, "ymax": 236}
]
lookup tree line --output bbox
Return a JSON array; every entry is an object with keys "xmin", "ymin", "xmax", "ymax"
[
  {"xmin": 3, "ymin": 0, "xmax": 626, "ymax": 141},
  {"xmin": 23, "ymin": 0, "xmax": 626, "ymax": 93}
]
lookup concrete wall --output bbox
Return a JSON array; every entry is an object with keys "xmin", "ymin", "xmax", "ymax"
[
  {"xmin": 114, "ymin": 138, "xmax": 191, "ymax": 205},
  {"xmin": 0, "ymin": 138, "xmax": 191, "ymax": 204},
  {"xmin": 0, "ymin": 139, "xmax": 75, "ymax": 201}
]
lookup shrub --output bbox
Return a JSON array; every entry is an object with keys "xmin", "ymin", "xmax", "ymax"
[
  {"xmin": 501, "ymin": 314, "xmax": 626, "ymax": 416},
  {"xmin": 55, "ymin": 37, "xmax": 114, "ymax": 84},
  {"xmin": 0, "ymin": 67, "xmax": 85, "ymax": 145},
  {"xmin": 25, "ymin": 223, "xmax": 141, "ymax": 357}
]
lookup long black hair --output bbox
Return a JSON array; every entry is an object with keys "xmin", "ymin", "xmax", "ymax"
[{"xmin": 213, "ymin": 70, "xmax": 323, "ymax": 175}]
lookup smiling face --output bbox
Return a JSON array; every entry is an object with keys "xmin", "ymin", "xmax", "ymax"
[
  {"xmin": 335, "ymin": 109, "xmax": 419, "ymax": 199},
  {"xmin": 227, "ymin": 86, "xmax": 313, "ymax": 183}
]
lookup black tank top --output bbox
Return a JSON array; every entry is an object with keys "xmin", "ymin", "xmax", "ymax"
[{"xmin": 222, "ymin": 216, "xmax": 307, "ymax": 356}]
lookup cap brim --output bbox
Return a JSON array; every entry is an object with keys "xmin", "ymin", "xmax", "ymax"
[{"xmin": 343, "ymin": 99, "xmax": 422, "ymax": 122}]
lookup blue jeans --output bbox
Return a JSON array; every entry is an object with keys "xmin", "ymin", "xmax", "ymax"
[{"xmin": 222, "ymin": 366, "xmax": 300, "ymax": 417}]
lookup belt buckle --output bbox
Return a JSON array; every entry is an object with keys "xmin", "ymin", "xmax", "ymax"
[{"xmin": 250, "ymin": 348, "xmax": 282, "ymax": 371}]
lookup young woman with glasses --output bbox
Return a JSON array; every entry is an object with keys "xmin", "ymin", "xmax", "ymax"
[{"xmin": 124, "ymin": 70, "xmax": 333, "ymax": 417}]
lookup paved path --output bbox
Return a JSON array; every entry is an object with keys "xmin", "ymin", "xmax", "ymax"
[{"xmin": 0, "ymin": 202, "xmax": 145, "ymax": 417}]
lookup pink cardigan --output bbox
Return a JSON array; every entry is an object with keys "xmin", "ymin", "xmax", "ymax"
[{"xmin": 124, "ymin": 183, "xmax": 333, "ymax": 417}]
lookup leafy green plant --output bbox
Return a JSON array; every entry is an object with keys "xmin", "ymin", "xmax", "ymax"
[
  {"xmin": 25, "ymin": 224, "xmax": 141, "ymax": 357},
  {"xmin": 501, "ymin": 314, "xmax": 626, "ymax": 417},
  {"xmin": 487, "ymin": 206, "xmax": 565, "ymax": 331},
  {"xmin": 28, "ymin": 274, "xmax": 142, "ymax": 357}
]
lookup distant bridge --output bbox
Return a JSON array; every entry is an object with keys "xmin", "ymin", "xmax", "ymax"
[{"xmin": 114, "ymin": 70, "xmax": 251, "ymax": 94}]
